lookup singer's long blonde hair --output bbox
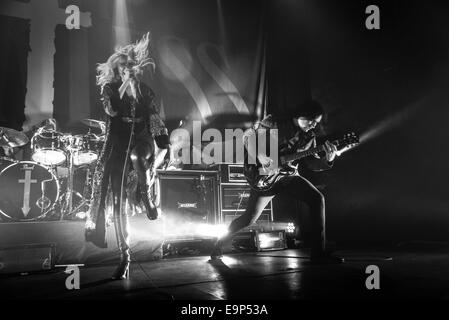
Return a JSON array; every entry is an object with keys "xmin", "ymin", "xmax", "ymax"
[{"xmin": 96, "ymin": 32, "xmax": 155, "ymax": 89}]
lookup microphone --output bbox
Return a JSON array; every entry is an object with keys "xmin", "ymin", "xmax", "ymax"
[
  {"xmin": 118, "ymin": 67, "xmax": 138, "ymax": 100},
  {"xmin": 126, "ymin": 68, "xmax": 138, "ymax": 98}
]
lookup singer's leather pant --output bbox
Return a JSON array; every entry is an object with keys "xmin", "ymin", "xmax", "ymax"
[{"xmin": 108, "ymin": 134, "xmax": 156, "ymax": 260}]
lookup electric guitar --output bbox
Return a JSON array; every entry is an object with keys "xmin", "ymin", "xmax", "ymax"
[{"xmin": 244, "ymin": 132, "xmax": 359, "ymax": 192}]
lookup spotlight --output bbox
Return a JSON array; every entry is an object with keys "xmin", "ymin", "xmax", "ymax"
[
  {"xmin": 232, "ymin": 230, "xmax": 287, "ymax": 252},
  {"xmin": 161, "ymin": 222, "xmax": 228, "ymax": 258},
  {"xmin": 194, "ymin": 224, "xmax": 228, "ymax": 238},
  {"xmin": 286, "ymin": 222, "xmax": 295, "ymax": 233},
  {"xmin": 257, "ymin": 231, "xmax": 287, "ymax": 251}
]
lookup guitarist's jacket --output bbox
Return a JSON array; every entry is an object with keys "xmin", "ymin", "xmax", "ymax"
[{"xmin": 244, "ymin": 114, "xmax": 334, "ymax": 174}]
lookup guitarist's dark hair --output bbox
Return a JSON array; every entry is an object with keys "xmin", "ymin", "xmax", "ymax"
[{"xmin": 290, "ymin": 99, "xmax": 324, "ymax": 119}]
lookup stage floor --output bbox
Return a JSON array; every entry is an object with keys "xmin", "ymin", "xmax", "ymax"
[{"xmin": 1, "ymin": 247, "xmax": 449, "ymax": 300}]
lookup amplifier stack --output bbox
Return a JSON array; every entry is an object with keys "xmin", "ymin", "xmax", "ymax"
[
  {"xmin": 219, "ymin": 164, "xmax": 273, "ymax": 225},
  {"xmin": 156, "ymin": 165, "xmax": 274, "ymax": 227}
]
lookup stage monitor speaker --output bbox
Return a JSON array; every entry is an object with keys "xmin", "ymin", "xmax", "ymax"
[
  {"xmin": 157, "ymin": 170, "xmax": 220, "ymax": 225},
  {"xmin": 0, "ymin": 243, "xmax": 55, "ymax": 274}
]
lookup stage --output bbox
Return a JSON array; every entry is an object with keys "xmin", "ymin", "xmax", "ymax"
[{"xmin": 2, "ymin": 247, "xmax": 449, "ymax": 300}]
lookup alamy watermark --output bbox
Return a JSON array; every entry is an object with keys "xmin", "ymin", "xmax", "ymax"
[
  {"xmin": 170, "ymin": 121, "xmax": 279, "ymax": 173},
  {"xmin": 56, "ymin": 264, "xmax": 83, "ymax": 290},
  {"xmin": 365, "ymin": 5, "xmax": 380, "ymax": 30},
  {"xmin": 365, "ymin": 265, "xmax": 380, "ymax": 290}
]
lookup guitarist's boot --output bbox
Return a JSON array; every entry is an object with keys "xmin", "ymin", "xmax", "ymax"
[
  {"xmin": 209, "ymin": 239, "xmax": 223, "ymax": 261},
  {"xmin": 310, "ymin": 251, "xmax": 345, "ymax": 264},
  {"xmin": 209, "ymin": 214, "xmax": 248, "ymax": 261},
  {"xmin": 310, "ymin": 243, "xmax": 345, "ymax": 264}
]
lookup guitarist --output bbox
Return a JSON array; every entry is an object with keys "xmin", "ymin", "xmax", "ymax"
[{"xmin": 210, "ymin": 100, "xmax": 344, "ymax": 263}]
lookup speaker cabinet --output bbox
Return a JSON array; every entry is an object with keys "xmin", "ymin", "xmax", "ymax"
[
  {"xmin": 221, "ymin": 183, "xmax": 273, "ymax": 224},
  {"xmin": 157, "ymin": 170, "xmax": 220, "ymax": 225}
]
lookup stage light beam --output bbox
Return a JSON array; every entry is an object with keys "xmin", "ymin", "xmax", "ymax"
[
  {"xmin": 113, "ymin": 0, "xmax": 131, "ymax": 48},
  {"xmin": 359, "ymin": 96, "xmax": 427, "ymax": 144}
]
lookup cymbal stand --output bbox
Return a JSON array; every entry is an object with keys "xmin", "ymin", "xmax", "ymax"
[{"xmin": 61, "ymin": 135, "xmax": 75, "ymax": 220}]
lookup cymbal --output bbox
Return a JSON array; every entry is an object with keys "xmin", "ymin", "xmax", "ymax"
[
  {"xmin": 0, "ymin": 127, "xmax": 29, "ymax": 148},
  {"xmin": 81, "ymin": 119, "xmax": 105, "ymax": 131}
]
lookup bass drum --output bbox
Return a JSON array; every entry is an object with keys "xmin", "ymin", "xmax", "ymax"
[{"xmin": 0, "ymin": 161, "xmax": 60, "ymax": 221}]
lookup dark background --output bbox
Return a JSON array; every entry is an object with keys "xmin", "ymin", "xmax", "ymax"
[{"xmin": 294, "ymin": 0, "xmax": 449, "ymax": 246}]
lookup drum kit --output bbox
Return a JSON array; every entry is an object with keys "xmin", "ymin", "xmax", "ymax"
[{"xmin": 0, "ymin": 119, "xmax": 106, "ymax": 222}]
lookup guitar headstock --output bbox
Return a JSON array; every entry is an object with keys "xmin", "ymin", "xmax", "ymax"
[{"xmin": 334, "ymin": 132, "xmax": 359, "ymax": 151}]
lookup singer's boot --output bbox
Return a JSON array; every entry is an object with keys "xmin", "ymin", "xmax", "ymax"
[
  {"xmin": 140, "ymin": 161, "xmax": 160, "ymax": 220},
  {"xmin": 131, "ymin": 150, "xmax": 160, "ymax": 220},
  {"xmin": 112, "ymin": 204, "xmax": 130, "ymax": 280},
  {"xmin": 140, "ymin": 180, "xmax": 160, "ymax": 220}
]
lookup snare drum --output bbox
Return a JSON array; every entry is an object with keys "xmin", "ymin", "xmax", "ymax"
[
  {"xmin": 72, "ymin": 133, "xmax": 103, "ymax": 166},
  {"xmin": 0, "ymin": 161, "xmax": 60, "ymax": 221},
  {"xmin": 31, "ymin": 130, "xmax": 66, "ymax": 166}
]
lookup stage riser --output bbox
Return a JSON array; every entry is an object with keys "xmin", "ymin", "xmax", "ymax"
[{"xmin": 0, "ymin": 216, "xmax": 164, "ymax": 267}]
